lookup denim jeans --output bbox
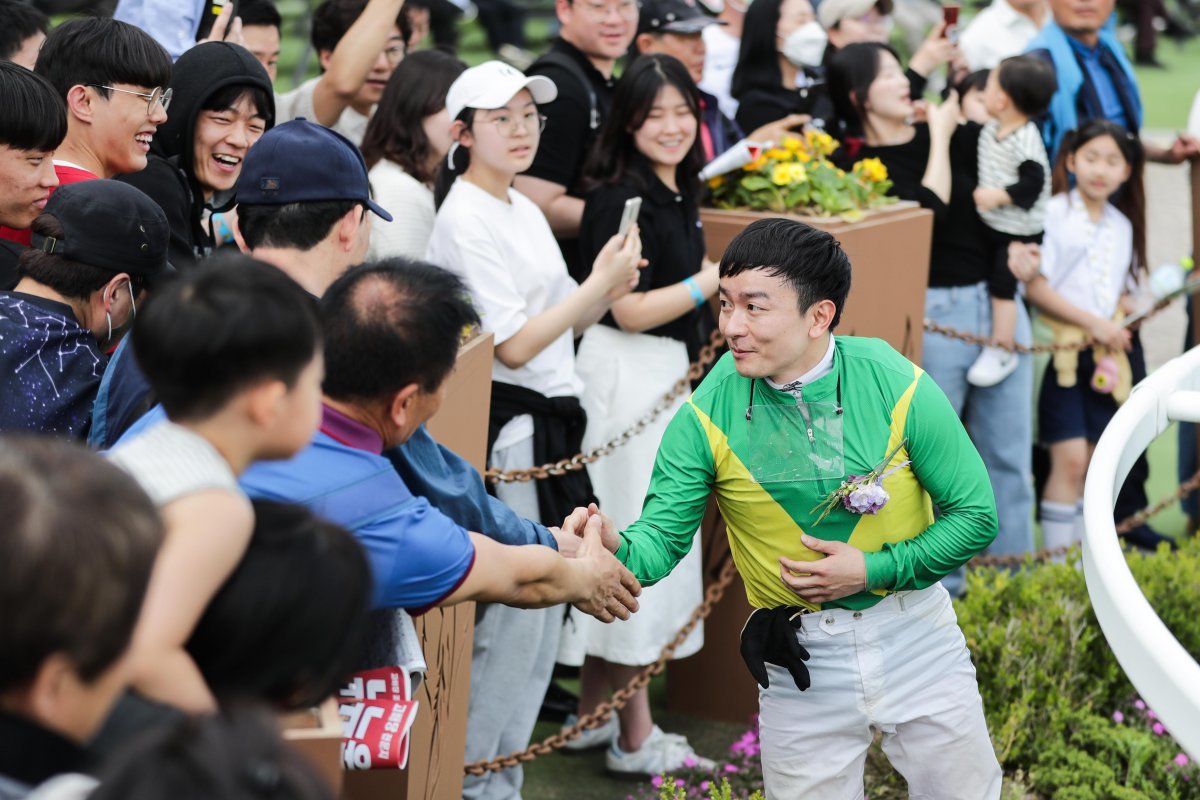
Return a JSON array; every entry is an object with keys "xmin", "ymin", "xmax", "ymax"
[{"xmin": 922, "ymin": 283, "xmax": 1035, "ymax": 595}]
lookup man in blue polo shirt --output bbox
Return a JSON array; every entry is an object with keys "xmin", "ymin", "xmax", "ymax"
[{"xmin": 239, "ymin": 259, "xmax": 640, "ymax": 620}]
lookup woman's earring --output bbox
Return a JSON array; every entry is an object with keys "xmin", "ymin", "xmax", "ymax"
[{"xmin": 447, "ymin": 141, "xmax": 460, "ymax": 169}]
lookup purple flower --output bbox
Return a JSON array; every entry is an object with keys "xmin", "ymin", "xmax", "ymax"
[
  {"xmin": 675, "ymin": 779, "xmax": 685, "ymax": 788},
  {"xmin": 651, "ymin": 776, "xmax": 663, "ymax": 788},
  {"xmin": 724, "ymin": 763, "xmax": 739, "ymax": 773},
  {"xmin": 1176, "ymin": 753, "xmax": 1190, "ymax": 767},
  {"xmin": 1153, "ymin": 722, "xmax": 1165, "ymax": 736},
  {"xmin": 1147, "ymin": 709, "xmax": 1158, "ymax": 720},
  {"xmin": 683, "ymin": 756, "xmax": 697, "ymax": 768},
  {"xmin": 700, "ymin": 781, "xmax": 710, "ymax": 791},
  {"xmin": 843, "ymin": 481, "xmax": 889, "ymax": 514},
  {"xmin": 1135, "ymin": 699, "xmax": 1147, "ymax": 710},
  {"xmin": 1113, "ymin": 711, "xmax": 1125, "ymax": 723}
]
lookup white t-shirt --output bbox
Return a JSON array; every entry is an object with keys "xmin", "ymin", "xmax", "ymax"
[
  {"xmin": 1040, "ymin": 190, "xmax": 1136, "ymax": 320},
  {"xmin": 426, "ymin": 179, "xmax": 583, "ymax": 450},
  {"xmin": 367, "ymin": 159, "xmax": 436, "ymax": 261},
  {"xmin": 701, "ymin": 25, "xmax": 741, "ymax": 120},
  {"xmin": 977, "ymin": 119, "xmax": 1050, "ymax": 236},
  {"xmin": 106, "ymin": 420, "xmax": 240, "ymax": 507},
  {"xmin": 958, "ymin": 0, "xmax": 1047, "ymax": 70},
  {"xmin": 275, "ymin": 77, "xmax": 371, "ymax": 146}
]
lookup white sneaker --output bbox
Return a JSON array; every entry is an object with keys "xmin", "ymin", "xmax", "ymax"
[
  {"xmin": 605, "ymin": 726, "xmax": 716, "ymax": 776},
  {"xmin": 967, "ymin": 346, "xmax": 1018, "ymax": 387},
  {"xmin": 561, "ymin": 712, "xmax": 618, "ymax": 752}
]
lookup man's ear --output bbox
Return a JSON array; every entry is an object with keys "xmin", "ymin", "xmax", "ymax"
[
  {"xmin": 25, "ymin": 653, "xmax": 75, "ymax": 729},
  {"xmin": 317, "ymin": 48, "xmax": 335, "ymax": 73},
  {"xmin": 808, "ymin": 298, "xmax": 837, "ymax": 338},
  {"xmin": 555, "ymin": 0, "xmax": 572, "ymax": 25},
  {"xmin": 65, "ymin": 84, "xmax": 96, "ymax": 125},
  {"xmin": 337, "ymin": 205, "xmax": 365, "ymax": 252},
  {"xmin": 635, "ymin": 33, "xmax": 657, "ymax": 55},
  {"xmin": 231, "ymin": 212, "xmax": 249, "ymax": 253},
  {"xmin": 387, "ymin": 384, "xmax": 422, "ymax": 430}
]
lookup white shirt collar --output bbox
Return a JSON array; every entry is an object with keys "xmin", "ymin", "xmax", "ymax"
[{"xmin": 767, "ymin": 334, "xmax": 836, "ymax": 393}]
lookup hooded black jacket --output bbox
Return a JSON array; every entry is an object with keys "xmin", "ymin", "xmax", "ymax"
[{"xmin": 118, "ymin": 42, "xmax": 274, "ymax": 269}]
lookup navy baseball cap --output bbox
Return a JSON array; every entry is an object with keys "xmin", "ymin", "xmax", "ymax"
[
  {"xmin": 638, "ymin": 0, "xmax": 723, "ymax": 35},
  {"xmin": 234, "ymin": 119, "xmax": 393, "ymax": 221},
  {"xmin": 32, "ymin": 180, "xmax": 172, "ymax": 282}
]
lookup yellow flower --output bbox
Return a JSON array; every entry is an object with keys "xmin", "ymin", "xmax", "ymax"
[
  {"xmin": 836, "ymin": 168, "xmax": 846, "ymax": 178},
  {"xmin": 708, "ymin": 175, "xmax": 725, "ymax": 188},
  {"xmin": 804, "ymin": 128, "xmax": 838, "ymax": 156},
  {"xmin": 744, "ymin": 154, "xmax": 769, "ymax": 172},
  {"xmin": 771, "ymin": 164, "xmax": 793, "ymax": 185},
  {"xmin": 795, "ymin": 149, "xmax": 812, "ymax": 163},
  {"xmin": 765, "ymin": 147, "xmax": 792, "ymax": 162},
  {"xmin": 855, "ymin": 157, "xmax": 888, "ymax": 183},
  {"xmin": 787, "ymin": 162, "xmax": 808, "ymax": 183},
  {"xmin": 782, "ymin": 135, "xmax": 803, "ymax": 152}
]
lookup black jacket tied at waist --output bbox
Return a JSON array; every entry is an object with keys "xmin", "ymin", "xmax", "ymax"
[{"xmin": 487, "ymin": 381, "xmax": 597, "ymax": 526}]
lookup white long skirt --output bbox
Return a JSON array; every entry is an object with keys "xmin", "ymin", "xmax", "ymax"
[{"xmin": 558, "ymin": 324, "xmax": 704, "ymax": 667}]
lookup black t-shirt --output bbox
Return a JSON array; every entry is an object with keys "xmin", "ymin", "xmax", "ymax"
[
  {"xmin": 526, "ymin": 38, "xmax": 616, "ymax": 281},
  {"xmin": 579, "ymin": 162, "xmax": 715, "ymax": 357},
  {"xmin": 850, "ymin": 122, "xmax": 990, "ymax": 289},
  {"xmin": 734, "ymin": 74, "xmax": 833, "ymax": 135}
]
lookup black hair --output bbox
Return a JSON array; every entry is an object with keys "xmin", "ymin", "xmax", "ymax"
[
  {"xmin": 433, "ymin": 107, "xmax": 475, "ymax": 210},
  {"xmin": 585, "ymin": 54, "xmax": 704, "ymax": 203},
  {"xmin": 238, "ymin": 0, "xmax": 283, "ymax": 29},
  {"xmin": 995, "ymin": 54, "xmax": 1057, "ymax": 119},
  {"xmin": 89, "ymin": 705, "xmax": 336, "ymax": 800},
  {"xmin": 236, "ymin": 199, "xmax": 362, "ymax": 251},
  {"xmin": 17, "ymin": 214, "xmax": 147, "ymax": 300},
  {"xmin": 953, "ymin": 68, "xmax": 989, "ymax": 100},
  {"xmin": 311, "ymin": 0, "xmax": 411, "ymax": 58},
  {"xmin": 34, "ymin": 17, "xmax": 172, "ymax": 102},
  {"xmin": 188, "ymin": 500, "xmax": 371, "ymax": 711},
  {"xmin": 719, "ymin": 217, "xmax": 852, "ymax": 327},
  {"xmin": 827, "ymin": 41, "xmax": 901, "ymax": 138},
  {"xmin": 133, "ymin": 252, "xmax": 322, "ymax": 422},
  {"xmin": 730, "ymin": 0, "xmax": 785, "ymax": 98},
  {"xmin": 0, "ymin": 435, "xmax": 162, "ymax": 693},
  {"xmin": 321, "ymin": 258, "xmax": 481, "ymax": 400},
  {"xmin": 361, "ymin": 50, "xmax": 466, "ymax": 184},
  {"xmin": 0, "ymin": 60, "xmax": 65, "ymax": 152},
  {"xmin": 201, "ymin": 83, "xmax": 274, "ymax": 125},
  {"xmin": 1052, "ymin": 119, "xmax": 1147, "ymax": 278},
  {"xmin": 0, "ymin": 0, "xmax": 48, "ymax": 62}
]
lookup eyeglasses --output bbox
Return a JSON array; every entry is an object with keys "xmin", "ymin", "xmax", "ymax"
[
  {"xmin": 383, "ymin": 44, "xmax": 405, "ymax": 65},
  {"xmin": 483, "ymin": 111, "xmax": 547, "ymax": 137},
  {"xmin": 89, "ymin": 85, "xmax": 173, "ymax": 116},
  {"xmin": 579, "ymin": 0, "xmax": 640, "ymax": 21}
]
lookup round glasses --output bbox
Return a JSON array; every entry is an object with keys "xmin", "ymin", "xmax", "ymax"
[
  {"xmin": 89, "ymin": 85, "xmax": 173, "ymax": 116},
  {"xmin": 579, "ymin": 0, "xmax": 640, "ymax": 21},
  {"xmin": 483, "ymin": 111, "xmax": 548, "ymax": 137}
]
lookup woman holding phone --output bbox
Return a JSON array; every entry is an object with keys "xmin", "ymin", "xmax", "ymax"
[
  {"xmin": 559, "ymin": 54, "xmax": 719, "ymax": 776},
  {"xmin": 425, "ymin": 61, "xmax": 643, "ymax": 800}
]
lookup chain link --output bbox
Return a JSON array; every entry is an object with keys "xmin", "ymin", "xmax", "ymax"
[
  {"xmin": 924, "ymin": 293, "xmax": 1177, "ymax": 355},
  {"xmin": 462, "ymin": 557, "xmax": 738, "ymax": 776},
  {"xmin": 483, "ymin": 329, "xmax": 727, "ymax": 485}
]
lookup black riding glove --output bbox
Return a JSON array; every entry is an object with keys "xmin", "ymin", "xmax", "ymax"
[{"xmin": 739, "ymin": 606, "xmax": 812, "ymax": 691}]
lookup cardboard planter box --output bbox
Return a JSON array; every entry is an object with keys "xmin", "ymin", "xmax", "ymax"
[
  {"xmin": 666, "ymin": 203, "xmax": 934, "ymax": 724},
  {"xmin": 341, "ymin": 333, "xmax": 494, "ymax": 800},
  {"xmin": 700, "ymin": 201, "xmax": 933, "ymax": 363}
]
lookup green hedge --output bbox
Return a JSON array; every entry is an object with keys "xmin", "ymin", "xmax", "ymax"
[{"xmin": 956, "ymin": 538, "xmax": 1200, "ymax": 798}]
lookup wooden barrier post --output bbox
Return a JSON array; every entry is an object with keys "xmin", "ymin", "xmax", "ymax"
[{"xmin": 341, "ymin": 333, "xmax": 495, "ymax": 800}]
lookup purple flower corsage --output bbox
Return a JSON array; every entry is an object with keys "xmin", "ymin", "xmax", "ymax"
[{"xmin": 811, "ymin": 439, "xmax": 910, "ymax": 525}]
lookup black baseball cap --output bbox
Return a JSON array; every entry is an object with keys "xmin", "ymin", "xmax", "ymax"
[
  {"xmin": 638, "ymin": 0, "xmax": 723, "ymax": 35},
  {"xmin": 234, "ymin": 118, "xmax": 393, "ymax": 221},
  {"xmin": 31, "ymin": 180, "xmax": 171, "ymax": 282}
]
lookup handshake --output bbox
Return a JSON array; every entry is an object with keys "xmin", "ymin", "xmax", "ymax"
[{"xmin": 552, "ymin": 503, "xmax": 642, "ymax": 624}]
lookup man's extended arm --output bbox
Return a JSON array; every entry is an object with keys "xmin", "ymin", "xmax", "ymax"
[{"xmin": 614, "ymin": 402, "xmax": 715, "ymax": 584}]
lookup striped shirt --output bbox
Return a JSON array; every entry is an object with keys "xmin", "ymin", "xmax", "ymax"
[
  {"xmin": 977, "ymin": 119, "xmax": 1050, "ymax": 236},
  {"xmin": 107, "ymin": 420, "xmax": 239, "ymax": 507}
]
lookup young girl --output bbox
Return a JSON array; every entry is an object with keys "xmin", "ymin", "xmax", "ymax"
[
  {"xmin": 1014, "ymin": 120, "xmax": 1145, "ymax": 555},
  {"xmin": 559, "ymin": 53, "xmax": 717, "ymax": 776},
  {"xmin": 424, "ymin": 60, "xmax": 643, "ymax": 800},
  {"xmin": 361, "ymin": 50, "xmax": 465, "ymax": 260}
]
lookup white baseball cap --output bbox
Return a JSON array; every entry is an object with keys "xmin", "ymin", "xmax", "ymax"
[{"xmin": 445, "ymin": 60, "xmax": 558, "ymax": 122}]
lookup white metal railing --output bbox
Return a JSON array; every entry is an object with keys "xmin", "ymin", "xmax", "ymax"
[{"xmin": 1083, "ymin": 345, "xmax": 1200, "ymax": 760}]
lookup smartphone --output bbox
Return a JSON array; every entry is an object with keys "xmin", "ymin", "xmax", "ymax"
[
  {"xmin": 195, "ymin": 0, "xmax": 239, "ymax": 41},
  {"xmin": 941, "ymin": 3, "xmax": 960, "ymax": 37},
  {"xmin": 617, "ymin": 197, "xmax": 642, "ymax": 242}
]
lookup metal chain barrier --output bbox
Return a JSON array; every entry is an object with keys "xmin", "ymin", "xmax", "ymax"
[
  {"xmin": 463, "ymin": 557, "xmax": 738, "ymax": 776},
  {"xmin": 484, "ymin": 328, "xmax": 727, "ymax": 485},
  {"xmin": 923, "ymin": 292, "xmax": 1180, "ymax": 355}
]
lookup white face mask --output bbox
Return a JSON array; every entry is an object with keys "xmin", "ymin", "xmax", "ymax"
[{"xmin": 780, "ymin": 20, "xmax": 828, "ymax": 68}]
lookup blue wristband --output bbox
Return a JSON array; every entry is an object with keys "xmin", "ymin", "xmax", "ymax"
[{"xmin": 683, "ymin": 276, "xmax": 705, "ymax": 308}]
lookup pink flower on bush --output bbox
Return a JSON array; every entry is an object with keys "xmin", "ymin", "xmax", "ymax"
[
  {"xmin": 1135, "ymin": 699, "xmax": 1146, "ymax": 710},
  {"xmin": 1112, "ymin": 711, "xmax": 1124, "ymax": 723},
  {"xmin": 1153, "ymin": 722, "xmax": 1166, "ymax": 736},
  {"xmin": 724, "ymin": 763, "xmax": 739, "ymax": 773},
  {"xmin": 651, "ymin": 776, "xmax": 663, "ymax": 788},
  {"xmin": 1175, "ymin": 753, "xmax": 1190, "ymax": 767}
]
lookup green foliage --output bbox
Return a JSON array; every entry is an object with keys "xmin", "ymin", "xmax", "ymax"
[{"xmin": 653, "ymin": 777, "xmax": 764, "ymax": 800}]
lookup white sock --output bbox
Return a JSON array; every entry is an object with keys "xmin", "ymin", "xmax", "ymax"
[
  {"xmin": 1072, "ymin": 500, "xmax": 1085, "ymax": 545},
  {"xmin": 1041, "ymin": 500, "xmax": 1076, "ymax": 562}
]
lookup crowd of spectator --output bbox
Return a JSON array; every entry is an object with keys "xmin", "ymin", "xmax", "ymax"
[{"xmin": 0, "ymin": 0, "xmax": 1198, "ymax": 796}]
